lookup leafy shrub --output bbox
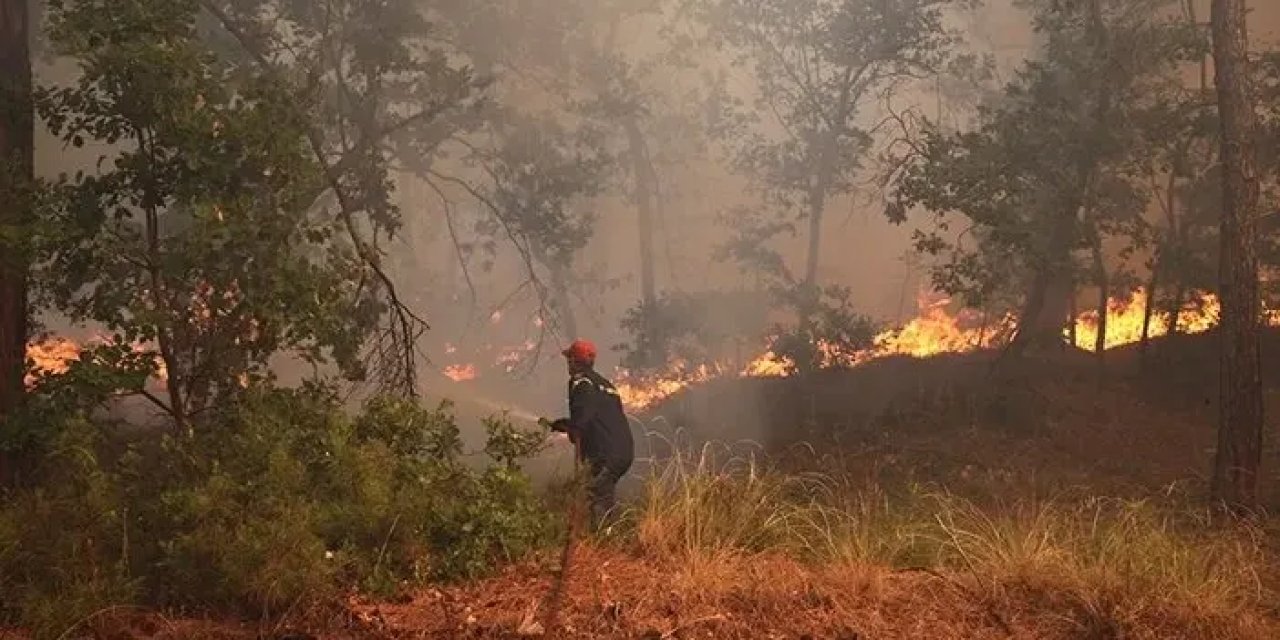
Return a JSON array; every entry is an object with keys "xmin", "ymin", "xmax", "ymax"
[
  {"xmin": 0, "ymin": 383, "xmax": 556, "ymax": 636},
  {"xmin": 0, "ymin": 416, "xmax": 136, "ymax": 639}
]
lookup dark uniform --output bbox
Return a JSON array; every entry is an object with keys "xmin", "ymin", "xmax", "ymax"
[{"xmin": 554, "ymin": 367, "xmax": 634, "ymax": 527}]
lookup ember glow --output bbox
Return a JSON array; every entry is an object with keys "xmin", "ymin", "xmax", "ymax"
[{"xmin": 443, "ymin": 363, "xmax": 478, "ymax": 382}]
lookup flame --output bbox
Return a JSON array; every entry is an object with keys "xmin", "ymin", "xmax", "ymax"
[
  {"xmin": 614, "ymin": 362, "xmax": 725, "ymax": 413},
  {"xmin": 443, "ymin": 363, "xmax": 478, "ymax": 382},
  {"xmin": 1071, "ymin": 289, "xmax": 1222, "ymax": 351},
  {"xmin": 612, "ymin": 287, "xmax": 1268, "ymax": 412},
  {"xmin": 24, "ymin": 338, "xmax": 82, "ymax": 387},
  {"xmin": 618, "ymin": 294, "xmax": 1011, "ymax": 411},
  {"xmin": 24, "ymin": 334, "xmax": 169, "ymax": 390}
]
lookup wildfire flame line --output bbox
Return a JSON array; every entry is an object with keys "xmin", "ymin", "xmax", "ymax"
[
  {"xmin": 23, "ymin": 288, "xmax": 1261, "ymax": 415},
  {"xmin": 614, "ymin": 288, "xmax": 1262, "ymax": 412}
]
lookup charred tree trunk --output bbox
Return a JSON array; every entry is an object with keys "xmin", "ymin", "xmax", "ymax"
[
  {"xmin": 1085, "ymin": 0, "xmax": 1110, "ymax": 373},
  {"xmin": 1166, "ymin": 282, "xmax": 1186, "ymax": 335},
  {"xmin": 1067, "ymin": 280, "xmax": 1078, "ymax": 348},
  {"xmin": 796, "ymin": 167, "xmax": 831, "ymax": 361},
  {"xmin": 1090, "ymin": 230, "xmax": 1109, "ymax": 366},
  {"xmin": 1209, "ymin": 0, "xmax": 1264, "ymax": 514},
  {"xmin": 625, "ymin": 118, "xmax": 660, "ymax": 367},
  {"xmin": 0, "ymin": 0, "xmax": 32, "ymax": 435},
  {"xmin": 1139, "ymin": 254, "xmax": 1160, "ymax": 362},
  {"xmin": 1143, "ymin": 172, "xmax": 1179, "ymax": 361},
  {"xmin": 1008, "ymin": 208, "xmax": 1075, "ymax": 358},
  {"xmin": 1009, "ymin": 267, "xmax": 1073, "ymax": 357}
]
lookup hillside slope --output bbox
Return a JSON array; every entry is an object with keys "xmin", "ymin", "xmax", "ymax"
[{"xmin": 636, "ymin": 329, "xmax": 1280, "ymax": 501}]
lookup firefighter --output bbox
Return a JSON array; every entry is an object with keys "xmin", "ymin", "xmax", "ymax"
[{"xmin": 547, "ymin": 339, "xmax": 635, "ymax": 529}]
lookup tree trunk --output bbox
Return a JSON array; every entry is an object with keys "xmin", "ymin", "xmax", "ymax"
[
  {"xmin": 1010, "ymin": 267, "xmax": 1073, "ymax": 356},
  {"xmin": 1209, "ymin": 0, "xmax": 1264, "ymax": 514},
  {"xmin": 1009, "ymin": 207, "xmax": 1075, "ymax": 357},
  {"xmin": 1067, "ymin": 280, "xmax": 1078, "ymax": 348},
  {"xmin": 550, "ymin": 262, "xmax": 579, "ymax": 342},
  {"xmin": 0, "ymin": 0, "xmax": 32, "ymax": 431},
  {"xmin": 1166, "ymin": 282, "xmax": 1185, "ymax": 335},
  {"xmin": 625, "ymin": 118, "xmax": 657, "ymax": 309},
  {"xmin": 804, "ymin": 188, "xmax": 823, "ymax": 289},
  {"xmin": 796, "ymin": 175, "xmax": 829, "ymax": 358},
  {"xmin": 1143, "ymin": 171, "xmax": 1179, "ymax": 361},
  {"xmin": 1139, "ymin": 256, "xmax": 1160, "ymax": 362},
  {"xmin": 1085, "ymin": 0, "xmax": 1109, "ymax": 374},
  {"xmin": 1090, "ymin": 231, "xmax": 1109, "ymax": 367}
]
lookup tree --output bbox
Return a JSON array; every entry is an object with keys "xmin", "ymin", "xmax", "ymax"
[
  {"xmin": 435, "ymin": 0, "xmax": 708, "ymax": 357},
  {"xmin": 197, "ymin": 0, "xmax": 490, "ymax": 394},
  {"xmin": 448, "ymin": 115, "xmax": 612, "ymax": 341},
  {"xmin": 888, "ymin": 0, "xmax": 1197, "ymax": 357},
  {"xmin": 34, "ymin": 0, "xmax": 387, "ymax": 429},
  {"xmin": 701, "ymin": 0, "xmax": 965, "ymax": 305},
  {"xmin": 1208, "ymin": 0, "xmax": 1263, "ymax": 514},
  {"xmin": 0, "ymin": 0, "xmax": 31, "ymax": 427}
]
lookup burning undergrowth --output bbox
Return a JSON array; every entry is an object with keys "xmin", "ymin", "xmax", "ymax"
[
  {"xmin": 19, "ymin": 287, "xmax": 1251, "ymax": 418},
  {"xmin": 611, "ymin": 287, "xmax": 1256, "ymax": 415}
]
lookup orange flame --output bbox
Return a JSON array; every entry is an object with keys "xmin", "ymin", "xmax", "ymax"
[
  {"xmin": 24, "ymin": 335, "xmax": 169, "ymax": 390},
  {"xmin": 612, "ymin": 288, "xmax": 1264, "ymax": 412},
  {"xmin": 1071, "ymin": 289, "xmax": 1221, "ymax": 351},
  {"xmin": 617, "ymin": 293, "xmax": 1010, "ymax": 411},
  {"xmin": 24, "ymin": 338, "xmax": 82, "ymax": 387},
  {"xmin": 443, "ymin": 363, "xmax": 478, "ymax": 382}
]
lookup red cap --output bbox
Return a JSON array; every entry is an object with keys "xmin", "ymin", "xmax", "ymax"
[{"xmin": 561, "ymin": 339, "xmax": 596, "ymax": 363}]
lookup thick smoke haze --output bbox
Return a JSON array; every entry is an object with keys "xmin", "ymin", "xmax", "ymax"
[{"xmin": 24, "ymin": 0, "xmax": 1280, "ymax": 439}]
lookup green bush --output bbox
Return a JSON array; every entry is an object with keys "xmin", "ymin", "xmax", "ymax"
[
  {"xmin": 0, "ymin": 383, "xmax": 556, "ymax": 637},
  {"xmin": 0, "ymin": 416, "xmax": 136, "ymax": 639}
]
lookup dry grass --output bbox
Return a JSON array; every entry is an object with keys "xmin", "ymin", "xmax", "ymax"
[
  {"xmin": 8, "ymin": 447, "xmax": 1276, "ymax": 640},
  {"xmin": 449, "ymin": 450, "xmax": 1274, "ymax": 640},
  {"xmin": 352, "ymin": 450, "xmax": 1280, "ymax": 639}
]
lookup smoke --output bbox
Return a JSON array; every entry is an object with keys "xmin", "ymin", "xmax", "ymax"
[{"xmin": 26, "ymin": 0, "xmax": 1280, "ymax": 452}]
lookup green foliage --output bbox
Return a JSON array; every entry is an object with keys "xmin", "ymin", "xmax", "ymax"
[
  {"xmin": 888, "ymin": 0, "xmax": 1204, "ymax": 311},
  {"xmin": 702, "ymin": 0, "xmax": 972, "ymax": 287},
  {"xmin": 765, "ymin": 284, "xmax": 877, "ymax": 373},
  {"xmin": 0, "ymin": 417, "xmax": 135, "ymax": 639},
  {"xmin": 0, "ymin": 389, "xmax": 555, "ymax": 635},
  {"xmin": 714, "ymin": 210, "xmax": 878, "ymax": 372},
  {"xmin": 33, "ymin": 0, "xmax": 383, "ymax": 424},
  {"xmin": 466, "ymin": 116, "xmax": 613, "ymax": 270},
  {"xmin": 616, "ymin": 290, "xmax": 773, "ymax": 372}
]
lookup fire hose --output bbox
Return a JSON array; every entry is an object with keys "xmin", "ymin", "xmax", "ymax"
[{"xmin": 537, "ymin": 418, "xmax": 585, "ymax": 638}]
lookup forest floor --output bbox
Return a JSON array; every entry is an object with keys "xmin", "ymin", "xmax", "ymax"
[{"xmin": 32, "ymin": 536, "xmax": 1280, "ymax": 640}]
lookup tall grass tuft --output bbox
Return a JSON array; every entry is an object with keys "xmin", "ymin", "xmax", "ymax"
[{"xmin": 625, "ymin": 446, "xmax": 1274, "ymax": 627}]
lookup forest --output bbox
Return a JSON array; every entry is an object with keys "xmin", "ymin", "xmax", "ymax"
[{"xmin": 1, "ymin": 0, "xmax": 1279, "ymax": 638}]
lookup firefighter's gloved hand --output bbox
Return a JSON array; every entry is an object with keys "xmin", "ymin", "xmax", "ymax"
[{"xmin": 547, "ymin": 418, "xmax": 571, "ymax": 433}]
